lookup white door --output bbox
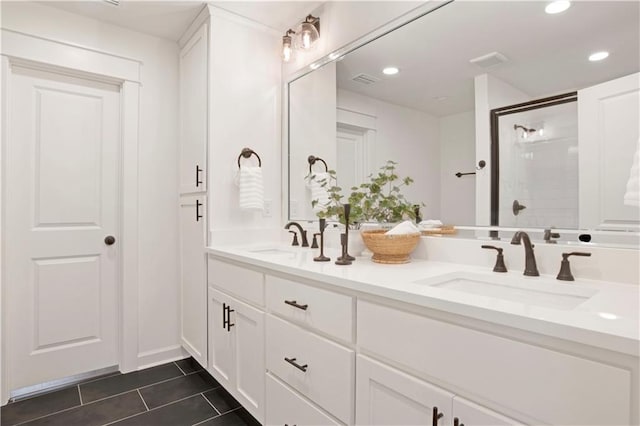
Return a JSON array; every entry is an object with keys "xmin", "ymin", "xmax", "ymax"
[
  {"xmin": 579, "ymin": 72, "xmax": 640, "ymax": 230},
  {"xmin": 337, "ymin": 126, "xmax": 367, "ymax": 191},
  {"xmin": 356, "ymin": 355, "xmax": 453, "ymax": 426},
  {"xmin": 5, "ymin": 65, "xmax": 120, "ymax": 392},
  {"xmin": 179, "ymin": 194, "xmax": 207, "ymax": 367}
]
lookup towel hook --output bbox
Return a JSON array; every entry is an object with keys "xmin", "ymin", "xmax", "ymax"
[
  {"xmin": 308, "ymin": 155, "xmax": 328, "ymax": 173},
  {"xmin": 237, "ymin": 148, "xmax": 261, "ymax": 168}
]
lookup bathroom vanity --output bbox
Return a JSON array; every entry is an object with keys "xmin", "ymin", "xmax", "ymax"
[{"xmin": 204, "ymin": 243, "xmax": 639, "ymax": 426}]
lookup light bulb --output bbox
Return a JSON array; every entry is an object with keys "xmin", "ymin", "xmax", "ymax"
[
  {"xmin": 302, "ymin": 32, "xmax": 311, "ymax": 49},
  {"xmin": 283, "ymin": 45, "xmax": 292, "ymax": 62}
]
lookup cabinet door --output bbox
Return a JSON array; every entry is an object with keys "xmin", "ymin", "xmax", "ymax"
[
  {"xmin": 230, "ymin": 296, "xmax": 265, "ymax": 424},
  {"xmin": 179, "ymin": 24, "xmax": 208, "ymax": 194},
  {"xmin": 179, "ymin": 194, "xmax": 207, "ymax": 367},
  {"xmin": 452, "ymin": 396, "xmax": 524, "ymax": 426},
  {"xmin": 356, "ymin": 355, "xmax": 453, "ymax": 426},
  {"xmin": 208, "ymin": 287, "xmax": 234, "ymax": 389}
]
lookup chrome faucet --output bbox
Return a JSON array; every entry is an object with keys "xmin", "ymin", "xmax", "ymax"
[
  {"xmin": 284, "ymin": 222, "xmax": 309, "ymax": 247},
  {"xmin": 510, "ymin": 231, "xmax": 539, "ymax": 276}
]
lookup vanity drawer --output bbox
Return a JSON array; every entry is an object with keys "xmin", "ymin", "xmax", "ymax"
[
  {"xmin": 357, "ymin": 300, "xmax": 631, "ymax": 426},
  {"xmin": 266, "ymin": 373, "xmax": 341, "ymax": 426},
  {"xmin": 266, "ymin": 314, "xmax": 354, "ymax": 424},
  {"xmin": 266, "ymin": 275, "xmax": 353, "ymax": 342},
  {"xmin": 208, "ymin": 257, "xmax": 264, "ymax": 306}
]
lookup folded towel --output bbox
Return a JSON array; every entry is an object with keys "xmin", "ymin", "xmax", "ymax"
[
  {"xmin": 418, "ymin": 219, "xmax": 443, "ymax": 230},
  {"xmin": 624, "ymin": 139, "xmax": 640, "ymax": 207},
  {"xmin": 236, "ymin": 166, "xmax": 264, "ymax": 210},
  {"xmin": 306, "ymin": 172, "xmax": 331, "ymax": 213},
  {"xmin": 385, "ymin": 220, "xmax": 421, "ymax": 235}
]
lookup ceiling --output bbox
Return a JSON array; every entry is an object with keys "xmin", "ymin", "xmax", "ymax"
[
  {"xmin": 45, "ymin": 1, "xmax": 321, "ymax": 41},
  {"xmin": 336, "ymin": 1, "xmax": 640, "ymax": 117}
]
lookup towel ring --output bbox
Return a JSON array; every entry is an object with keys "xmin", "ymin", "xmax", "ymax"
[
  {"xmin": 237, "ymin": 148, "xmax": 261, "ymax": 168},
  {"xmin": 308, "ymin": 155, "xmax": 328, "ymax": 173}
]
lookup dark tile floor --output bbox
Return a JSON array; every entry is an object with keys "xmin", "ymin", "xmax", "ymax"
[{"xmin": 1, "ymin": 358, "xmax": 260, "ymax": 426}]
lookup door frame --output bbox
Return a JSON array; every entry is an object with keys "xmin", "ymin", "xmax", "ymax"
[{"xmin": 0, "ymin": 29, "xmax": 141, "ymax": 403}]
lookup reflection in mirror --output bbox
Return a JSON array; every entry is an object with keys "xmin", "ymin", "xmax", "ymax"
[{"xmin": 287, "ymin": 1, "xmax": 640, "ymax": 239}]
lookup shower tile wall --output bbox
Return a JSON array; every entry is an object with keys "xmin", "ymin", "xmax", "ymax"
[{"xmin": 499, "ymin": 102, "xmax": 578, "ymax": 228}]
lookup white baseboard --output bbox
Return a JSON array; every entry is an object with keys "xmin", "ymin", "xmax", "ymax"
[{"xmin": 137, "ymin": 345, "xmax": 189, "ymax": 370}]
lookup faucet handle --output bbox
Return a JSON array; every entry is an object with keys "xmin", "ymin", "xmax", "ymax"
[
  {"xmin": 288, "ymin": 230, "xmax": 299, "ymax": 246},
  {"xmin": 311, "ymin": 233, "xmax": 320, "ymax": 249},
  {"xmin": 557, "ymin": 252, "xmax": 591, "ymax": 281},
  {"xmin": 481, "ymin": 245, "xmax": 507, "ymax": 273},
  {"xmin": 544, "ymin": 228, "xmax": 560, "ymax": 244}
]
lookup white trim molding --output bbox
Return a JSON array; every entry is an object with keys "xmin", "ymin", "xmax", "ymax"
[
  {"xmin": 137, "ymin": 345, "xmax": 189, "ymax": 371},
  {"xmin": 0, "ymin": 31, "xmax": 141, "ymax": 402}
]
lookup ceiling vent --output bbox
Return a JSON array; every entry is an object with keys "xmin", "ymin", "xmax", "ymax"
[
  {"xmin": 352, "ymin": 73, "xmax": 381, "ymax": 85},
  {"xmin": 469, "ymin": 52, "xmax": 509, "ymax": 68}
]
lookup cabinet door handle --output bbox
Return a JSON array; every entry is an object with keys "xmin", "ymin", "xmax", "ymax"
[
  {"xmin": 196, "ymin": 165, "xmax": 203, "ymax": 187},
  {"xmin": 284, "ymin": 357, "xmax": 308, "ymax": 372},
  {"xmin": 196, "ymin": 200, "xmax": 203, "ymax": 222},
  {"xmin": 226, "ymin": 306, "xmax": 235, "ymax": 332},
  {"xmin": 222, "ymin": 303, "xmax": 228, "ymax": 329},
  {"xmin": 432, "ymin": 407, "xmax": 444, "ymax": 426},
  {"xmin": 284, "ymin": 300, "xmax": 308, "ymax": 311},
  {"xmin": 453, "ymin": 417, "xmax": 464, "ymax": 426}
]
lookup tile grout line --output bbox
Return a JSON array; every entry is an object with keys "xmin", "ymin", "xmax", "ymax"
[
  {"xmin": 77, "ymin": 385, "xmax": 83, "ymax": 405},
  {"xmin": 192, "ymin": 414, "xmax": 220, "ymax": 426},
  {"xmin": 174, "ymin": 361, "xmax": 187, "ymax": 376},
  {"xmin": 100, "ymin": 393, "xmax": 208, "ymax": 426},
  {"xmin": 200, "ymin": 392, "xmax": 221, "ymax": 416},
  {"xmin": 136, "ymin": 389, "xmax": 150, "ymax": 412}
]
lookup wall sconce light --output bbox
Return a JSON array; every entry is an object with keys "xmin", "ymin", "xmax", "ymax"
[{"xmin": 282, "ymin": 14, "xmax": 320, "ymax": 62}]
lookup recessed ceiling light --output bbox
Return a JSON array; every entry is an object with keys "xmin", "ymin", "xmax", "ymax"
[
  {"xmin": 589, "ymin": 51, "xmax": 609, "ymax": 62},
  {"xmin": 382, "ymin": 67, "xmax": 400, "ymax": 75},
  {"xmin": 545, "ymin": 1, "xmax": 571, "ymax": 14}
]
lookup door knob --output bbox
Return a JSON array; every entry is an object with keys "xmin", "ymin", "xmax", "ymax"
[{"xmin": 104, "ymin": 235, "xmax": 116, "ymax": 246}]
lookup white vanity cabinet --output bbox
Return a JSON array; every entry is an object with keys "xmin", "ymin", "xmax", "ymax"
[
  {"xmin": 265, "ymin": 275, "xmax": 355, "ymax": 424},
  {"xmin": 357, "ymin": 299, "xmax": 632, "ymax": 425},
  {"xmin": 178, "ymin": 194, "xmax": 207, "ymax": 367},
  {"xmin": 207, "ymin": 258, "xmax": 266, "ymax": 423}
]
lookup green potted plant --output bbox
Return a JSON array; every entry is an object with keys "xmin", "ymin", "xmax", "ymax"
[{"xmin": 310, "ymin": 160, "xmax": 420, "ymax": 226}]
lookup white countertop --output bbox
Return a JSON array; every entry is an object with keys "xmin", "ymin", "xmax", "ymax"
[{"xmin": 206, "ymin": 244, "xmax": 640, "ymax": 357}]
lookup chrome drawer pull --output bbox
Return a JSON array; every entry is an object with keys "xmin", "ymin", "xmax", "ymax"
[
  {"xmin": 284, "ymin": 357, "xmax": 308, "ymax": 372},
  {"xmin": 284, "ymin": 300, "xmax": 308, "ymax": 310}
]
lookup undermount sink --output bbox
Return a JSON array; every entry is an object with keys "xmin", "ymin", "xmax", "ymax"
[{"xmin": 415, "ymin": 273, "xmax": 598, "ymax": 310}]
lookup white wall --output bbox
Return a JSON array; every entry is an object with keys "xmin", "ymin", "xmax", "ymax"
[
  {"xmin": 440, "ymin": 111, "xmax": 476, "ymax": 225},
  {"xmin": 337, "ymin": 89, "xmax": 440, "ymax": 219},
  {"xmin": 474, "ymin": 74, "xmax": 529, "ymax": 225},
  {"xmin": 208, "ymin": 10, "xmax": 282, "ymax": 237},
  {"xmin": 1, "ymin": 2, "xmax": 181, "ymax": 365}
]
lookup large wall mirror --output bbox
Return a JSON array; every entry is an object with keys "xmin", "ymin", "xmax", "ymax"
[{"xmin": 287, "ymin": 1, "xmax": 639, "ymax": 239}]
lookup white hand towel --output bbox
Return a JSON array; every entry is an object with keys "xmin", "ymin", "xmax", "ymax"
[
  {"xmin": 624, "ymin": 139, "xmax": 640, "ymax": 207},
  {"xmin": 306, "ymin": 172, "xmax": 331, "ymax": 213},
  {"xmin": 385, "ymin": 220, "xmax": 421, "ymax": 235},
  {"xmin": 236, "ymin": 166, "xmax": 264, "ymax": 210}
]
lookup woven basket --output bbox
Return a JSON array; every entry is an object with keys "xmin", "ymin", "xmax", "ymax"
[{"xmin": 361, "ymin": 229, "xmax": 421, "ymax": 264}]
